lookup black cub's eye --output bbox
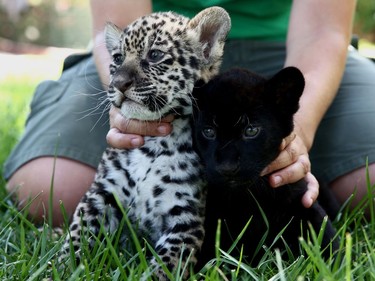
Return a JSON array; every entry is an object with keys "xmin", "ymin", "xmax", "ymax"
[
  {"xmin": 202, "ymin": 127, "xmax": 216, "ymax": 140},
  {"xmin": 243, "ymin": 126, "xmax": 260, "ymax": 139},
  {"xmin": 147, "ymin": 49, "xmax": 165, "ymax": 63},
  {"xmin": 113, "ymin": 53, "xmax": 123, "ymax": 65}
]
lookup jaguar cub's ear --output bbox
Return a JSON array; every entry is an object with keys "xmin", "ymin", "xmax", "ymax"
[
  {"xmin": 187, "ymin": 7, "xmax": 231, "ymax": 80},
  {"xmin": 267, "ymin": 66, "xmax": 305, "ymax": 115},
  {"xmin": 105, "ymin": 22, "xmax": 123, "ymax": 53}
]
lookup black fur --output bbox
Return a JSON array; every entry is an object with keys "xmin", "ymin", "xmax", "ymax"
[{"xmin": 192, "ymin": 67, "xmax": 339, "ymax": 267}]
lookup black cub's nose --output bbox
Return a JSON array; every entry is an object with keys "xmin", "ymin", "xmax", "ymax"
[{"xmin": 216, "ymin": 162, "xmax": 239, "ymax": 177}]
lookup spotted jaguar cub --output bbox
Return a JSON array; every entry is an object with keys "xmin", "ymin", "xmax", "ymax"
[
  {"xmin": 193, "ymin": 68, "xmax": 339, "ymax": 267},
  {"xmin": 61, "ymin": 7, "xmax": 230, "ymax": 280}
]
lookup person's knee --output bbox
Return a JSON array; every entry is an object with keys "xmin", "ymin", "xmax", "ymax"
[
  {"xmin": 330, "ymin": 162, "xmax": 375, "ymax": 215},
  {"xmin": 6, "ymin": 157, "xmax": 96, "ymax": 226}
]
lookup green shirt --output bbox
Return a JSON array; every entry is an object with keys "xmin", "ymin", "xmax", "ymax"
[{"xmin": 153, "ymin": 0, "xmax": 292, "ymax": 41}]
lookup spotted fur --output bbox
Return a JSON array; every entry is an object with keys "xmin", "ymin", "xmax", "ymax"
[{"xmin": 61, "ymin": 7, "xmax": 231, "ymax": 280}]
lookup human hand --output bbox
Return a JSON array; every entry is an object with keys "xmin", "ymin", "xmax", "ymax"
[
  {"xmin": 260, "ymin": 132, "xmax": 319, "ymax": 208},
  {"xmin": 106, "ymin": 107, "xmax": 174, "ymax": 149}
]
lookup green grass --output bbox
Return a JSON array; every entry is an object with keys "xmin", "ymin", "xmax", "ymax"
[
  {"xmin": 1, "ymin": 49, "xmax": 375, "ymax": 280},
  {"xmin": 1, "ymin": 176, "xmax": 375, "ymax": 280},
  {"xmin": 0, "ymin": 77, "xmax": 37, "ymax": 177}
]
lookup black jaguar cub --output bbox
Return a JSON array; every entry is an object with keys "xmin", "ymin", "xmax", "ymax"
[{"xmin": 193, "ymin": 67, "xmax": 339, "ymax": 266}]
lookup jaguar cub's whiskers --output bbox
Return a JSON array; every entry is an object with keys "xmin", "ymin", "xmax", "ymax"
[{"xmin": 60, "ymin": 7, "xmax": 231, "ymax": 281}]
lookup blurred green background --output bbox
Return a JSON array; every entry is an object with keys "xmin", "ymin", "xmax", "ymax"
[
  {"xmin": 0, "ymin": 0, "xmax": 90, "ymax": 49},
  {"xmin": 0, "ymin": 0, "xmax": 374, "ymax": 50}
]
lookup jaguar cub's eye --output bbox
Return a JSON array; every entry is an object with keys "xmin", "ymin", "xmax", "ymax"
[
  {"xmin": 243, "ymin": 126, "xmax": 260, "ymax": 139},
  {"xmin": 202, "ymin": 127, "xmax": 216, "ymax": 140},
  {"xmin": 147, "ymin": 49, "xmax": 165, "ymax": 63},
  {"xmin": 112, "ymin": 53, "xmax": 123, "ymax": 65}
]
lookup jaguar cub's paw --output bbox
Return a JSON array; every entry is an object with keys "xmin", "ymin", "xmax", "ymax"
[{"xmin": 144, "ymin": 256, "xmax": 190, "ymax": 281}]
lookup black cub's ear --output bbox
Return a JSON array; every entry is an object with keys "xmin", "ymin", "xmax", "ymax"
[
  {"xmin": 192, "ymin": 79, "xmax": 210, "ymax": 112},
  {"xmin": 267, "ymin": 66, "xmax": 305, "ymax": 115}
]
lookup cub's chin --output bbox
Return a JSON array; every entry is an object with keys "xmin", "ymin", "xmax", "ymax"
[
  {"xmin": 119, "ymin": 102, "xmax": 165, "ymax": 121},
  {"xmin": 206, "ymin": 172, "xmax": 263, "ymax": 190}
]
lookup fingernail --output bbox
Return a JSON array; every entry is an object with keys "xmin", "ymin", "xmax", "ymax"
[
  {"xmin": 303, "ymin": 197, "xmax": 313, "ymax": 208},
  {"xmin": 306, "ymin": 198, "xmax": 313, "ymax": 208},
  {"xmin": 273, "ymin": 176, "xmax": 282, "ymax": 187},
  {"xmin": 260, "ymin": 167, "xmax": 268, "ymax": 176},
  {"xmin": 130, "ymin": 138, "xmax": 142, "ymax": 147},
  {"xmin": 157, "ymin": 125, "xmax": 169, "ymax": 135},
  {"xmin": 280, "ymin": 139, "xmax": 286, "ymax": 150}
]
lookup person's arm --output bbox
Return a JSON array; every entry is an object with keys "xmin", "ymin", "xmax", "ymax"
[
  {"xmin": 287, "ymin": 0, "xmax": 355, "ymax": 149},
  {"xmin": 264, "ymin": 0, "xmax": 356, "ymax": 207}
]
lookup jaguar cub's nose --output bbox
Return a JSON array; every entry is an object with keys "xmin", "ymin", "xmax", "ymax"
[
  {"xmin": 113, "ymin": 75, "xmax": 134, "ymax": 94},
  {"xmin": 217, "ymin": 162, "xmax": 240, "ymax": 177}
]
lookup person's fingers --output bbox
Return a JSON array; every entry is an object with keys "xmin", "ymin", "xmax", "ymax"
[
  {"xmin": 268, "ymin": 154, "xmax": 311, "ymax": 187},
  {"xmin": 107, "ymin": 107, "xmax": 174, "ymax": 149},
  {"xmin": 279, "ymin": 132, "xmax": 296, "ymax": 151},
  {"xmin": 118, "ymin": 118, "xmax": 173, "ymax": 136},
  {"xmin": 258, "ymin": 129, "xmax": 318, "ymax": 208},
  {"xmin": 260, "ymin": 139, "xmax": 301, "ymax": 176},
  {"xmin": 106, "ymin": 127, "xmax": 145, "ymax": 149},
  {"xmin": 301, "ymin": 172, "xmax": 320, "ymax": 208}
]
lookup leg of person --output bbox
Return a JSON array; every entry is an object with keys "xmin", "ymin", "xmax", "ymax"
[
  {"xmin": 310, "ymin": 48, "xmax": 375, "ymax": 215},
  {"xmin": 6, "ymin": 157, "xmax": 96, "ymax": 226},
  {"xmin": 4, "ymin": 53, "xmax": 109, "ymax": 226},
  {"xmin": 330, "ymin": 163, "xmax": 375, "ymax": 213}
]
